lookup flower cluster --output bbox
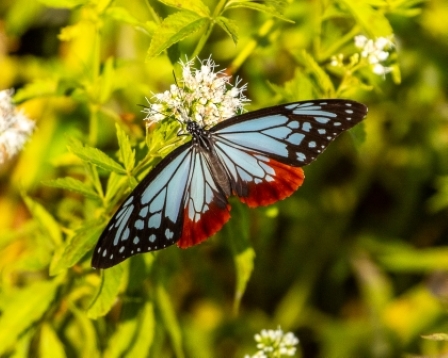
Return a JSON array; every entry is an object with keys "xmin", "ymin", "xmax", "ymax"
[
  {"xmin": 0, "ymin": 89, "xmax": 35, "ymax": 164},
  {"xmin": 143, "ymin": 58, "xmax": 248, "ymax": 129},
  {"xmin": 354, "ymin": 35, "xmax": 394, "ymax": 75},
  {"xmin": 245, "ymin": 327, "xmax": 299, "ymax": 358},
  {"xmin": 331, "ymin": 35, "xmax": 395, "ymax": 76}
]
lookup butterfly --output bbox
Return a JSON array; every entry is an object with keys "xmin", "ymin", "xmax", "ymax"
[{"xmin": 92, "ymin": 99, "xmax": 367, "ymax": 269}]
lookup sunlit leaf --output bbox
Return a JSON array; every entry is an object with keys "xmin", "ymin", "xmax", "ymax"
[
  {"xmin": 156, "ymin": 283, "xmax": 185, "ymax": 358},
  {"xmin": 0, "ymin": 280, "xmax": 60, "ymax": 355},
  {"xmin": 116, "ymin": 124, "xmax": 135, "ymax": 172},
  {"xmin": 225, "ymin": 0, "xmax": 293, "ymax": 22},
  {"xmin": 23, "ymin": 195, "xmax": 62, "ymax": 246},
  {"xmin": 49, "ymin": 223, "xmax": 104, "ymax": 275},
  {"xmin": 39, "ymin": 323, "xmax": 66, "ymax": 358},
  {"xmin": 13, "ymin": 80, "xmax": 57, "ymax": 103},
  {"xmin": 226, "ymin": 203, "xmax": 254, "ymax": 314},
  {"xmin": 216, "ymin": 16, "xmax": 238, "ymax": 43},
  {"xmin": 293, "ymin": 50, "xmax": 335, "ymax": 97},
  {"xmin": 339, "ymin": 0, "xmax": 393, "ymax": 37},
  {"xmin": 43, "ymin": 177, "xmax": 100, "ymax": 201},
  {"xmin": 88, "ymin": 264, "xmax": 125, "ymax": 318},
  {"xmin": 158, "ymin": 0, "xmax": 210, "ymax": 17},
  {"xmin": 37, "ymin": 0, "xmax": 88, "ymax": 8},
  {"xmin": 104, "ymin": 301, "xmax": 155, "ymax": 357},
  {"xmin": 67, "ymin": 138, "xmax": 127, "ymax": 175},
  {"xmin": 147, "ymin": 12, "xmax": 209, "ymax": 58}
]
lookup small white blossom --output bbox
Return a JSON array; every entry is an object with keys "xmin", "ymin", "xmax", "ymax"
[
  {"xmin": 331, "ymin": 35, "xmax": 395, "ymax": 77},
  {"xmin": 0, "ymin": 89, "xmax": 35, "ymax": 164},
  {"xmin": 143, "ymin": 58, "xmax": 248, "ymax": 129},
  {"xmin": 245, "ymin": 327, "xmax": 299, "ymax": 358},
  {"xmin": 354, "ymin": 35, "xmax": 394, "ymax": 76}
]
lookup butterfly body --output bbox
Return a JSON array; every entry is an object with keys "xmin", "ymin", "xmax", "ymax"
[{"xmin": 92, "ymin": 99, "xmax": 367, "ymax": 269}]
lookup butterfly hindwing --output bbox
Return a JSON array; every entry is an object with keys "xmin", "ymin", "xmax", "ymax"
[
  {"xmin": 177, "ymin": 148, "xmax": 231, "ymax": 248},
  {"xmin": 92, "ymin": 143, "xmax": 194, "ymax": 268}
]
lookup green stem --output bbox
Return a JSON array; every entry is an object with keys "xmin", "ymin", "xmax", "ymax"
[
  {"xmin": 228, "ymin": 19, "xmax": 275, "ymax": 74},
  {"xmin": 192, "ymin": 0, "xmax": 227, "ymax": 57},
  {"xmin": 318, "ymin": 25, "xmax": 361, "ymax": 62}
]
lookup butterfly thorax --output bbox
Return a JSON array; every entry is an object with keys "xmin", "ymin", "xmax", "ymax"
[
  {"xmin": 186, "ymin": 120, "xmax": 232, "ymax": 196},
  {"xmin": 186, "ymin": 120, "xmax": 213, "ymax": 151}
]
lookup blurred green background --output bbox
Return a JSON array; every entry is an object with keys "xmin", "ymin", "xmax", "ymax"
[{"xmin": 1, "ymin": 0, "xmax": 448, "ymax": 357}]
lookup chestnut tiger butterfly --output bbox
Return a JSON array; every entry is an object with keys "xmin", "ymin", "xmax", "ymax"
[{"xmin": 92, "ymin": 99, "xmax": 367, "ymax": 269}]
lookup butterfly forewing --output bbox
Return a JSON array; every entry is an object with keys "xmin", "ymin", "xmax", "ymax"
[
  {"xmin": 92, "ymin": 143, "xmax": 194, "ymax": 268},
  {"xmin": 212, "ymin": 99, "xmax": 367, "ymax": 166}
]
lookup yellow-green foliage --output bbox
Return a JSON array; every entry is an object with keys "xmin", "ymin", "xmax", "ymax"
[{"xmin": 1, "ymin": 0, "xmax": 448, "ymax": 357}]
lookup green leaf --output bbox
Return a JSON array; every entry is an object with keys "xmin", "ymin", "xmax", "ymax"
[
  {"xmin": 116, "ymin": 124, "xmax": 135, "ymax": 172},
  {"xmin": 225, "ymin": 0, "xmax": 293, "ymax": 23},
  {"xmin": 37, "ymin": 0, "xmax": 89, "ymax": 8},
  {"xmin": 293, "ymin": 50, "xmax": 335, "ymax": 97},
  {"xmin": 216, "ymin": 16, "xmax": 238, "ymax": 43},
  {"xmin": 269, "ymin": 69, "xmax": 314, "ymax": 102},
  {"xmin": 339, "ymin": 0, "xmax": 393, "ymax": 37},
  {"xmin": 105, "ymin": 6, "xmax": 142, "ymax": 26},
  {"xmin": 13, "ymin": 80, "xmax": 57, "ymax": 103},
  {"xmin": 225, "ymin": 202, "xmax": 255, "ymax": 314},
  {"xmin": 98, "ymin": 57, "xmax": 115, "ymax": 104},
  {"xmin": 421, "ymin": 333, "xmax": 448, "ymax": 341},
  {"xmin": 104, "ymin": 172, "xmax": 128, "ymax": 205},
  {"xmin": 158, "ymin": 0, "xmax": 210, "ymax": 17},
  {"xmin": 156, "ymin": 283, "xmax": 185, "ymax": 358},
  {"xmin": 39, "ymin": 323, "xmax": 66, "ymax": 358},
  {"xmin": 0, "ymin": 280, "xmax": 60, "ymax": 355},
  {"xmin": 147, "ymin": 11, "xmax": 209, "ymax": 58},
  {"xmin": 23, "ymin": 195, "xmax": 62, "ymax": 245},
  {"xmin": 67, "ymin": 138, "xmax": 126, "ymax": 175},
  {"xmin": 70, "ymin": 304, "xmax": 99, "ymax": 358},
  {"xmin": 88, "ymin": 264, "xmax": 125, "ymax": 318},
  {"xmin": 104, "ymin": 302, "xmax": 155, "ymax": 357},
  {"xmin": 49, "ymin": 223, "xmax": 104, "ymax": 275},
  {"xmin": 43, "ymin": 177, "xmax": 100, "ymax": 200}
]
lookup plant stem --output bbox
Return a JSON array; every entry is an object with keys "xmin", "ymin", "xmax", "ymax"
[{"xmin": 192, "ymin": 0, "xmax": 227, "ymax": 57}]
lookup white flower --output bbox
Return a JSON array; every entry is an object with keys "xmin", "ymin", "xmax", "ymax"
[
  {"xmin": 0, "ymin": 89, "xmax": 35, "ymax": 164},
  {"xmin": 143, "ymin": 58, "xmax": 248, "ymax": 129},
  {"xmin": 354, "ymin": 35, "xmax": 394, "ymax": 76},
  {"xmin": 246, "ymin": 327, "xmax": 299, "ymax": 358}
]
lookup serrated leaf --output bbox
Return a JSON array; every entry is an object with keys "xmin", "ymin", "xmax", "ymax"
[
  {"xmin": 105, "ymin": 172, "xmax": 128, "ymax": 204},
  {"xmin": 0, "ymin": 280, "xmax": 60, "ymax": 355},
  {"xmin": 225, "ymin": 0, "xmax": 293, "ymax": 22},
  {"xmin": 49, "ymin": 224, "xmax": 104, "ymax": 275},
  {"xmin": 43, "ymin": 177, "xmax": 100, "ymax": 200},
  {"xmin": 339, "ymin": 0, "xmax": 393, "ymax": 37},
  {"xmin": 293, "ymin": 50, "xmax": 335, "ymax": 97},
  {"xmin": 216, "ymin": 16, "xmax": 238, "ymax": 43},
  {"xmin": 156, "ymin": 283, "xmax": 185, "ymax": 358},
  {"xmin": 88, "ymin": 264, "xmax": 125, "ymax": 318},
  {"xmin": 158, "ymin": 0, "xmax": 210, "ymax": 16},
  {"xmin": 37, "ymin": 0, "xmax": 88, "ymax": 8},
  {"xmin": 147, "ymin": 11, "xmax": 209, "ymax": 58},
  {"xmin": 23, "ymin": 196, "xmax": 62, "ymax": 245},
  {"xmin": 39, "ymin": 324, "xmax": 66, "ymax": 358},
  {"xmin": 67, "ymin": 138, "xmax": 126, "ymax": 175},
  {"xmin": 116, "ymin": 124, "xmax": 135, "ymax": 172}
]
